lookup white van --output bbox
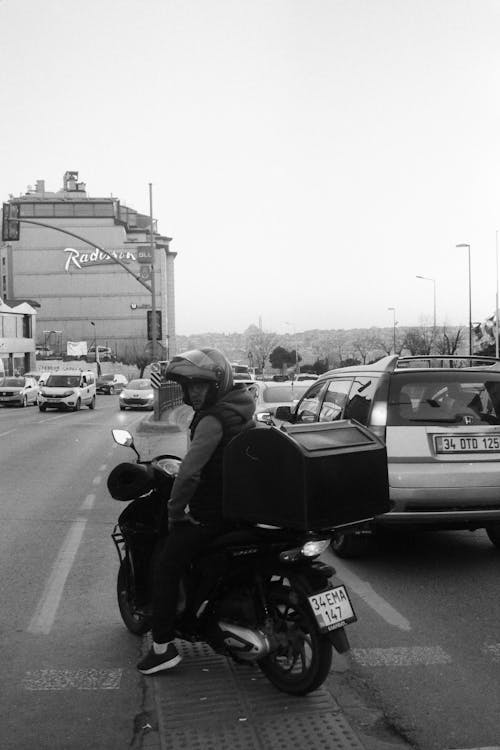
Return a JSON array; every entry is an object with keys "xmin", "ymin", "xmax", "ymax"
[{"xmin": 38, "ymin": 369, "xmax": 96, "ymax": 411}]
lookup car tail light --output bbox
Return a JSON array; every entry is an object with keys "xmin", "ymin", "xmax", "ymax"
[{"xmin": 369, "ymin": 401, "xmax": 387, "ymax": 443}]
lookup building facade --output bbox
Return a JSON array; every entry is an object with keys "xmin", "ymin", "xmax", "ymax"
[
  {"xmin": 2, "ymin": 171, "xmax": 176, "ymax": 359},
  {"xmin": 0, "ymin": 298, "xmax": 37, "ymax": 375}
]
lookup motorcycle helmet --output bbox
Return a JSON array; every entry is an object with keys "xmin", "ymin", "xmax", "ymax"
[
  {"xmin": 107, "ymin": 462, "xmax": 154, "ymax": 501},
  {"xmin": 165, "ymin": 348, "xmax": 233, "ymax": 408}
]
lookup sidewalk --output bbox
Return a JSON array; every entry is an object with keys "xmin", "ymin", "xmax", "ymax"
[{"xmin": 133, "ymin": 408, "xmax": 414, "ymax": 750}]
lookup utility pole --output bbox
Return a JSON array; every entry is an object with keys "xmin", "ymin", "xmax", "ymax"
[{"xmin": 149, "ymin": 183, "xmax": 157, "ymax": 362}]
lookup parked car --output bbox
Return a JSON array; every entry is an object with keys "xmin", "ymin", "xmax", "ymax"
[
  {"xmin": 294, "ymin": 373, "xmax": 319, "ymax": 382},
  {"xmin": 96, "ymin": 373, "xmax": 128, "ymax": 394},
  {"xmin": 253, "ymin": 381, "xmax": 310, "ymax": 426},
  {"xmin": 119, "ymin": 378, "xmax": 154, "ymax": 410},
  {"xmin": 24, "ymin": 371, "xmax": 50, "ymax": 385},
  {"xmin": 275, "ymin": 354, "xmax": 500, "ymax": 556},
  {"xmin": 38, "ymin": 370, "xmax": 96, "ymax": 411},
  {"xmin": 88, "ymin": 345, "xmax": 115, "ymax": 362},
  {"xmin": 0, "ymin": 376, "xmax": 39, "ymax": 407}
]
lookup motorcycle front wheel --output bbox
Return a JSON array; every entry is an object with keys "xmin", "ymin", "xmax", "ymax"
[
  {"xmin": 258, "ymin": 585, "xmax": 332, "ymax": 695},
  {"xmin": 117, "ymin": 559, "xmax": 151, "ymax": 635}
]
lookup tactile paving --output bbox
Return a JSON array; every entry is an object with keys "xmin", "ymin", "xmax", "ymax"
[{"xmin": 153, "ymin": 642, "xmax": 366, "ymax": 749}]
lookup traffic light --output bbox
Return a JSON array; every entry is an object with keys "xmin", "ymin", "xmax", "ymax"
[
  {"xmin": 147, "ymin": 310, "xmax": 162, "ymax": 340},
  {"xmin": 2, "ymin": 203, "xmax": 20, "ymax": 241}
]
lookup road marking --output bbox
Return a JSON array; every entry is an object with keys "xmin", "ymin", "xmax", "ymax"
[
  {"xmin": 27, "ymin": 517, "xmax": 87, "ymax": 635},
  {"xmin": 80, "ymin": 493, "xmax": 96, "ymax": 511},
  {"xmin": 92, "ymin": 475, "xmax": 102, "ymax": 485},
  {"xmin": 352, "ymin": 645, "xmax": 451, "ymax": 666},
  {"xmin": 0, "ymin": 429, "xmax": 16, "ymax": 437},
  {"xmin": 329, "ymin": 555, "xmax": 411, "ymax": 631},
  {"xmin": 23, "ymin": 668, "xmax": 122, "ymax": 690}
]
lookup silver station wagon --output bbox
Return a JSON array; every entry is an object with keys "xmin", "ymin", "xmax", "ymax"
[{"xmin": 276, "ymin": 355, "xmax": 500, "ymax": 556}]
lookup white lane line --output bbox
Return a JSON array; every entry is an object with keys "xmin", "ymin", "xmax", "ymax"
[
  {"xmin": 80, "ymin": 494, "xmax": 96, "ymax": 511},
  {"xmin": 23, "ymin": 668, "xmax": 122, "ymax": 690},
  {"xmin": 0, "ymin": 429, "xmax": 16, "ymax": 437},
  {"xmin": 92, "ymin": 475, "xmax": 102, "ymax": 486},
  {"xmin": 328, "ymin": 555, "xmax": 411, "ymax": 631},
  {"xmin": 352, "ymin": 646, "xmax": 451, "ymax": 667},
  {"xmin": 36, "ymin": 413, "xmax": 70, "ymax": 424},
  {"xmin": 27, "ymin": 517, "xmax": 87, "ymax": 635}
]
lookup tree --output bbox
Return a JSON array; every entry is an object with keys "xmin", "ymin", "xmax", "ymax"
[
  {"xmin": 119, "ymin": 342, "xmax": 154, "ymax": 377},
  {"xmin": 269, "ymin": 346, "xmax": 301, "ymax": 371},
  {"xmin": 434, "ymin": 326, "xmax": 463, "ymax": 355},
  {"xmin": 403, "ymin": 327, "xmax": 433, "ymax": 356},
  {"xmin": 246, "ymin": 329, "xmax": 280, "ymax": 372}
]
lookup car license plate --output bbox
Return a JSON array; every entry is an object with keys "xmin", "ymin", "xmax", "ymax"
[
  {"xmin": 308, "ymin": 585, "xmax": 356, "ymax": 632},
  {"xmin": 434, "ymin": 434, "xmax": 500, "ymax": 454}
]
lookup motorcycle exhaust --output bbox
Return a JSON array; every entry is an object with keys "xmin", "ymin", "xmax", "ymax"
[{"xmin": 218, "ymin": 621, "xmax": 270, "ymax": 660}]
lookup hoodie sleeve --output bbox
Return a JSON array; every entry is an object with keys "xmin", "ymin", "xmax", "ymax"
[{"xmin": 167, "ymin": 414, "xmax": 223, "ymax": 521}]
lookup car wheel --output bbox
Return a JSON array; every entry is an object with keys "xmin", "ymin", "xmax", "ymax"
[
  {"xmin": 73, "ymin": 398, "xmax": 81, "ymax": 412},
  {"xmin": 120, "ymin": 405, "xmax": 126, "ymax": 411},
  {"xmin": 109, "ymin": 386, "xmax": 115, "ymax": 395},
  {"xmin": 330, "ymin": 530, "xmax": 371, "ymax": 558},
  {"xmin": 88, "ymin": 396, "xmax": 96, "ymax": 410},
  {"xmin": 39, "ymin": 404, "xmax": 47, "ymax": 412},
  {"xmin": 21, "ymin": 396, "xmax": 27, "ymax": 408},
  {"xmin": 486, "ymin": 524, "xmax": 500, "ymax": 548}
]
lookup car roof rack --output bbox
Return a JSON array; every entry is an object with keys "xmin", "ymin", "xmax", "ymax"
[{"xmin": 395, "ymin": 355, "xmax": 500, "ymax": 369}]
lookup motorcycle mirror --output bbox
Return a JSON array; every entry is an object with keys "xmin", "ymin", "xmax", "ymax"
[
  {"xmin": 112, "ymin": 428, "xmax": 133, "ymax": 446},
  {"xmin": 112, "ymin": 428, "xmax": 141, "ymax": 460}
]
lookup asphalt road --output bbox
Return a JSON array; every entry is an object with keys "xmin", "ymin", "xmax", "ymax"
[
  {"xmin": 324, "ymin": 529, "xmax": 500, "ymax": 750},
  {"xmin": 0, "ymin": 397, "xmax": 149, "ymax": 750},
  {"xmin": 2, "ymin": 398, "xmax": 500, "ymax": 750}
]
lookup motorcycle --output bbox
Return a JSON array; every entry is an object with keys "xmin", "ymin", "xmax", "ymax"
[{"xmin": 108, "ymin": 427, "xmax": 357, "ymax": 696}]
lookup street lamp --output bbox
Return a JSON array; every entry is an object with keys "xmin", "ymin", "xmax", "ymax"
[
  {"xmin": 456, "ymin": 244, "xmax": 472, "ymax": 355},
  {"xmin": 496, "ymin": 231, "xmax": 499, "ymax": 358},
  {"xmin": 387, "ymin": 307, "xmax": 397, "ymax": 353},
  {"xmin": 90, "ymin": 321, "xmax": 100, "ymax": 375},
  {"xmin": 285, "ymin": 321, "xmax": 298, "ymax": 374},
  {"xmin": 416, "ymin": 275, "xmax": 437, "ymax": 346}
]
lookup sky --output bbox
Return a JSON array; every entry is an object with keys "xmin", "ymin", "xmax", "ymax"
[{"xmin": 1, "ymin": 0, "xmax": 500, "ymax": 336}]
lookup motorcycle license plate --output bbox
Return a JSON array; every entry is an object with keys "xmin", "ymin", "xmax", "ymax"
[{"xmin": 308, "ymin": 585, "xmax": 356, "ymax": 632}]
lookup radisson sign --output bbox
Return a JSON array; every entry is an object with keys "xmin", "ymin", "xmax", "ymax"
[{"xmin": 64, "ymin": 247, "xmax": 137, "ymax": 272}]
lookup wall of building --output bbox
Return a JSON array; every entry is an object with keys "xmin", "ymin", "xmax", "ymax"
[
  {"xmin": 0, "ymin": 300, "xmax": 37, "ymax": 374},
  {"xmin": 4, "ymin": 174, "xmax": 176, "ymax": 359}
]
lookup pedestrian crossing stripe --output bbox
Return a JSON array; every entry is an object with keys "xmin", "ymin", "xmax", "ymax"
[{"xmin": 23, "ymin": 668, "xmax": 122, "ymax": 690}]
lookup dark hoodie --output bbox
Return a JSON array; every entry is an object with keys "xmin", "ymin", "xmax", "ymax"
[{"xmin": 168, "ymin": 384, "xmax": 255, "ymax": 525}]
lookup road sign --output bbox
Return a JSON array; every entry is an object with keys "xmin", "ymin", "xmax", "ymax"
[{"xmin": 136, "ymin": 245, "xmax": 154, "ymax": 264}]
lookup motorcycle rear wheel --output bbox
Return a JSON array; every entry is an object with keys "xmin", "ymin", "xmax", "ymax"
[
  {"xmin": 117, "ymin": 559, "xmax": 151, "ymax": 635},
  {"xmin": 258, "ymin": 585, "xmax": 332, "ymax": 695}
]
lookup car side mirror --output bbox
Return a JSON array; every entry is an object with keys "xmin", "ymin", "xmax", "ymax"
[{"xmin": 275, "ymin": 405, "xmax": 293, "ymax": 422}]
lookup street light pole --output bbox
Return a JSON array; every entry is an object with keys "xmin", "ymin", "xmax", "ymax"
[
  {"xmin": 90, "ymin": 320, "xmax": 100, "ymax": 376},
  {"xmin": 149, "ymin": 183, "xmax": 157, "ymax": 363},
  {"xmin": 496, "ymin": 230, "xmax": 499, "ymax": 358},
  {"xmin": 387, "ymin": 307, "xmax": 397, "ymax": 353},
  {"xmin": 416, "ymin": 275, "xmax": 436, "ymax": 347},
  {"xmin": 456, "ymin": 244, "xmax": 472, "ymax": 355}
]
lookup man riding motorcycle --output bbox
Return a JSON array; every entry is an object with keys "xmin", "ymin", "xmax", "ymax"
[{"xmin": 137, "ymin": 347, "xmax": 255, "ymax": 675}]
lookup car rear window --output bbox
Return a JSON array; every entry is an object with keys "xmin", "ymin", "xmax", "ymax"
[{"xmin": 388, "ymin": 372, "xmax": 500, "ymax": 426}]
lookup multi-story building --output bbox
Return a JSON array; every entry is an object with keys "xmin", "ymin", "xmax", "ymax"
[
  {"xmin": 0, "ymin": 298, "xmax": 37, "ymax": 375},
  {"xmin": 1, "ymin": 171, "xmax": 176, "ymax": 359}
]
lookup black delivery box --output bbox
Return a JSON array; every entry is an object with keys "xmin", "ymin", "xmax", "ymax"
[{"xmin": 223, "ymin": 420, "xmax": 390, "ymax": 532}]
